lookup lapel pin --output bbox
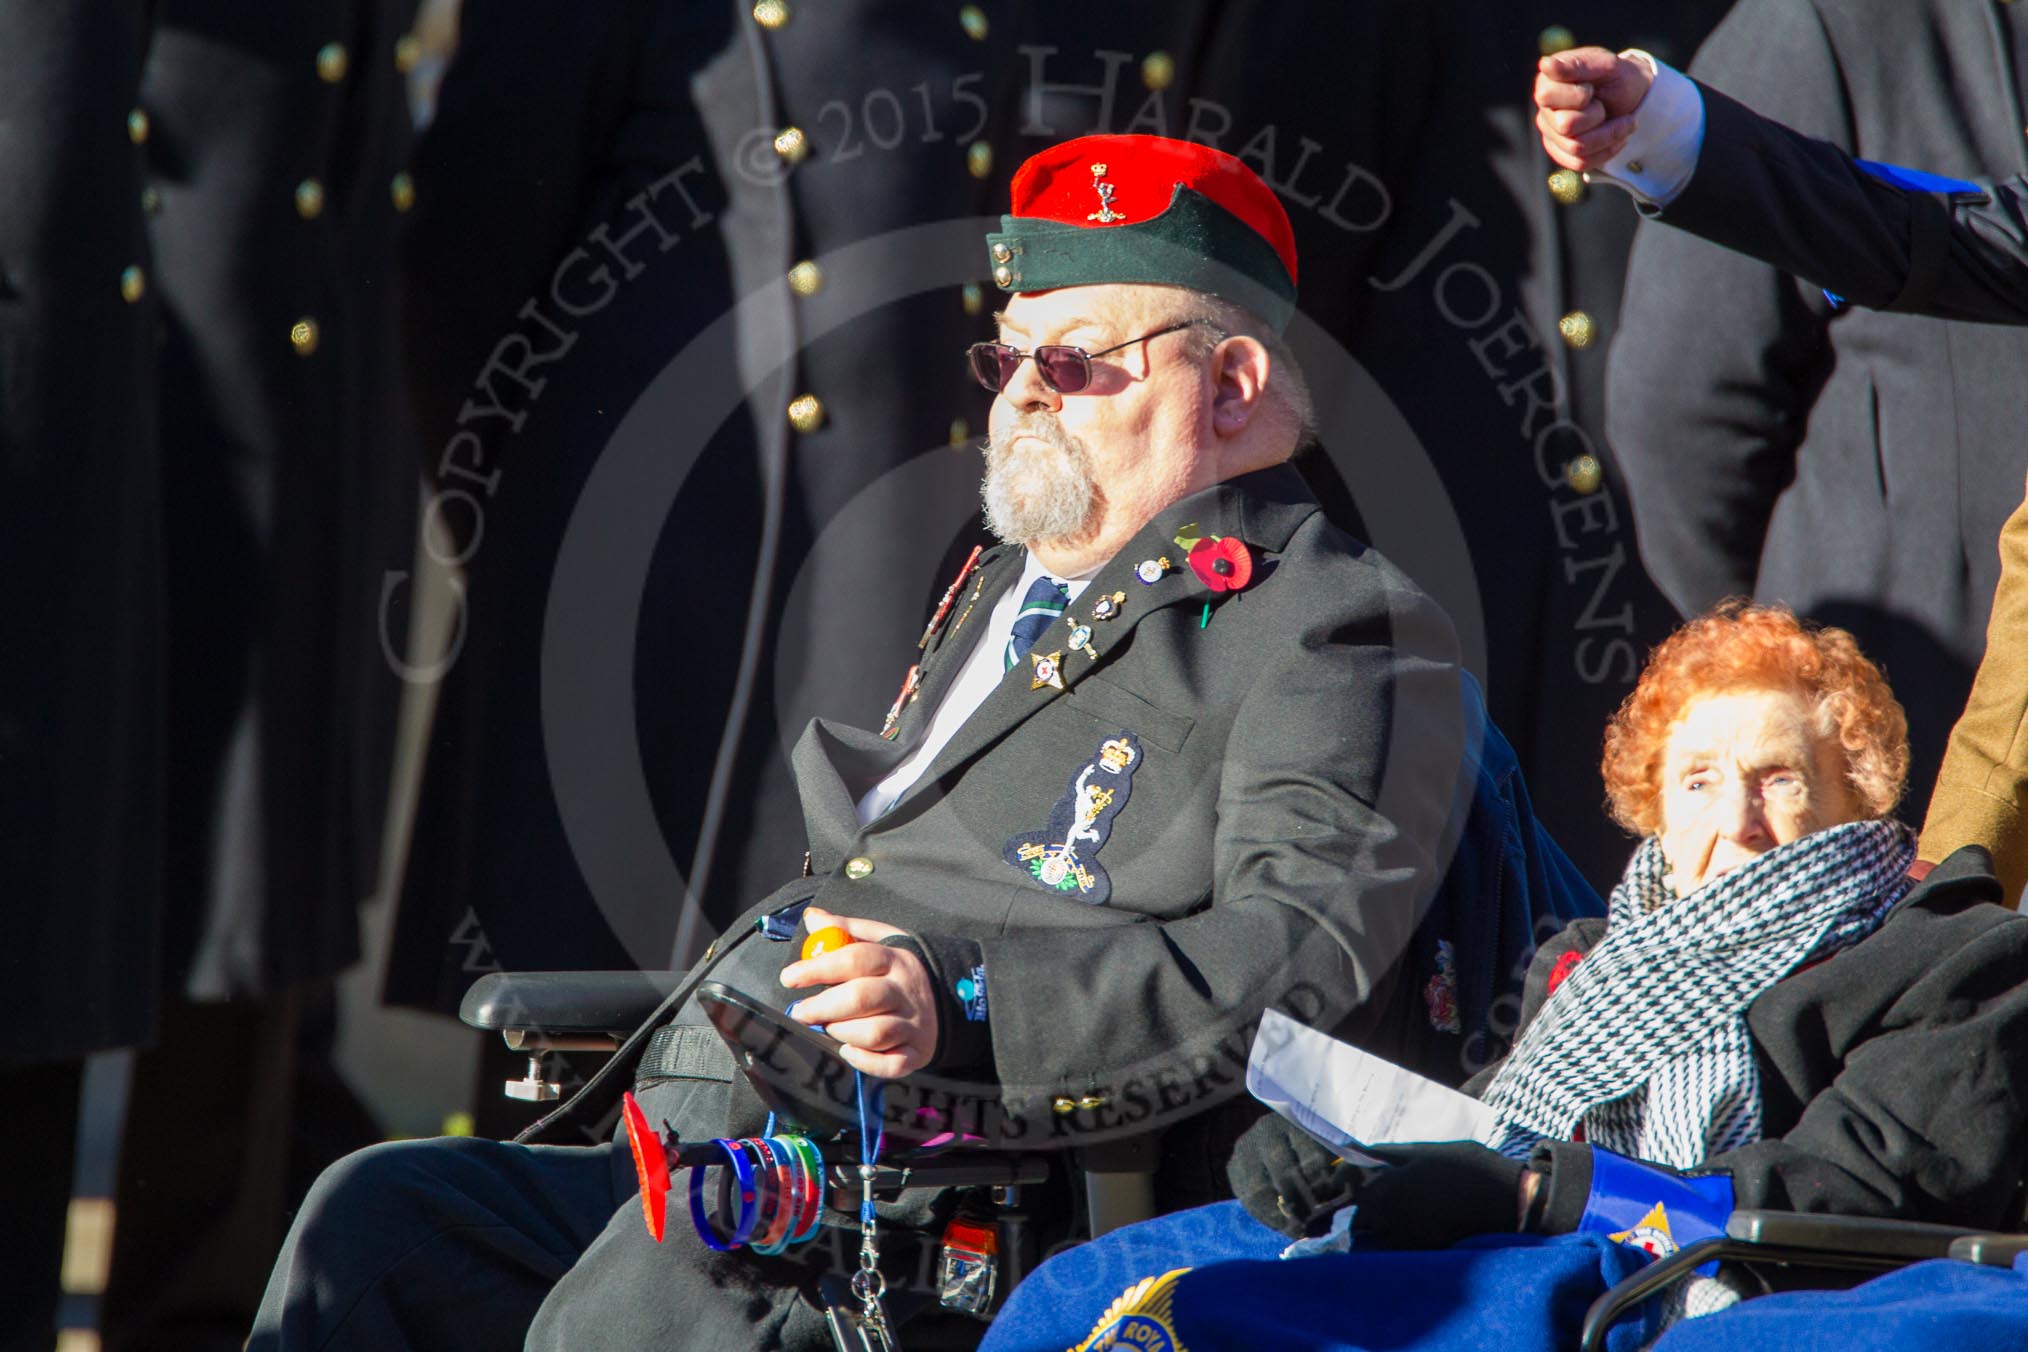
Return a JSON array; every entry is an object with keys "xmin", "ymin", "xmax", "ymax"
[
  {"xmin": 1066, "ymin": 624, "xmax": 1098, "ymax": 660},
  {"xmin": 1090, "ymin": 590, "xmax": 1125, "ymax": 621},
  {"xmin": 1134, "ymin": 556, "xmax": 1172, "ymax": 585},
  {"xmin": 1030, "ymin": 650, "xmax": 1066, "ymax": 691},
  {"xmin": 880, "ymin": 663, "xmax": 922, "ymax": 739}
]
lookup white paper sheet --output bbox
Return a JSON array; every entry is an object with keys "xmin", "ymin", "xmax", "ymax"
[{"xmin": 1245, "ymin": 1008, "xmax": 1502, "ymax": 1166}]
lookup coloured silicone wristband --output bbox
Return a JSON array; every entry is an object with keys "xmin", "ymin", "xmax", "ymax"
[
  {"xmin": 737, "ymin": 1138, "xmax": 780, "ymax": 1249},
  {"xmin": 786, "ymin": 1135, "xmax": 827, "ymax": 1243},
  {"xmin": 746, "ymin": 1138, "xmax": 801, "ymax": 1253},
  {"xmin": 687, "ymin": 1138, "xmax": 759, "ymax": 1252}
]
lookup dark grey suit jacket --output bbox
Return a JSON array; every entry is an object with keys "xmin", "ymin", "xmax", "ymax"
[
  {"xmin": 1607, "ymin": 0, "xmax": 2028, "ymax": 817},
  {"xmin": 673, "ymin": 462, "xmax": 1470, "ymax": 1142}
]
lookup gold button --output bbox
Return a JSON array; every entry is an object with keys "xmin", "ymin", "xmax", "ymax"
[
  {"xmin": 1566, "ymin": 454, "xmax": 1604, "ymax": 495},
  {"xmin": 966, "ymin": 140, "xmax": 993, "ymax": 179},
  {"xmin": 1547, "ymin": 169, "xmax": 1585, "ymax": 205},
  {"xmin": 788, "ymin": 393, "xmax": 826, "ymax": 433},
  {"xmin": 1557, "ymin": 310, "xmax": 1597, "ymax": 349},
  {"xmin": 993, "ymin": 264, "xmax": 1012, "ymax": 288},
  {"xmin": 1141, "ymin": 51, "xmax": 1175, "ymax": 90},
  {"xmin": 294, "ymin": 178, "xmax": 325, "ymax": 219},
  {"xmin": 290, "ymin": 317, "xmax": 321, "ymax": 356},
  {"xmin": 773, "ymin": 126, "xmax": 809, "ymax": 165},
  {"xmin": 787, "ymin": 259, "xmax": 824, "ymax": 296},
  {"xmin": 990, "ymin": 242, "xmax": 1012, "ymax": 264},
  {"xmin": 948, "ymin": 417, "xmax": 971, "ymax": 447},
  {"xmin": 960, "ymin": 282, "xmax": 984, "ymax": 315},
  {"xmin": 753, "ymin": 0, "xmax": 791, "ymax": 29},
  {"xmin": 843, "ymin": 854, "xmax": 874, "ymax": 880},
  {"xmin": 127, "ymin": 108, "xmax": 149, "ymax": 145},
  {"xmin": 390, "ymin": 171, "xmax": 416, "ymax": 212},
  {"xmin": 958, "ymin": 4, "xmax": 988, "ymax": 40},
  {"xmin": 1625, "ymin": 159, "xmax": 1643, "ymax": 174},
  {"xmin": 393, "ymin": 33, "xmax": 422, "ymax": 72},
  {"xmin": 140, "ymin": 185, "xmax": 161, "ymax": 215},
  {"xmin": 1051, "ymin": 1097, "xmax": 1077, "ymax": 1115},
  {"xmin": 315, "ymin": 41, "xmax": 349, "ymax": 83},
  {"xmin": 1538, "ymin": 25, "xmax": 1576, "ymax": 56},
  {"xmin": 1076, "ymin": 1094, "xmax": 1106, "ymax": 1111},
  {"xmin": 119, "ymin": 265, "xmax": 146, "ymax": 304}
]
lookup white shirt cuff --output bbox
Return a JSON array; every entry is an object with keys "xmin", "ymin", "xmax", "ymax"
[{"xmin": 1592, "ymin": 50, "xmax": 1706, "ymax": 206}]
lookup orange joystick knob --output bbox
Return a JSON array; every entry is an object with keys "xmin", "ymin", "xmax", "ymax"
[{"xmin": 801, "ymin": 925, "xmax": 856, "ymax": 961}]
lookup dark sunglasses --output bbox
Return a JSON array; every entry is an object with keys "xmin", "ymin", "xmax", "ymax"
[{"xmin": 966, "ymin": 320, "xmax": 1201, "ymax": 395}]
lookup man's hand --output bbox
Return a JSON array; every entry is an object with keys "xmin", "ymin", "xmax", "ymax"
[
  {"xmin": 1535, "ymin": 47, "xmax": 1653, "ymax": 171},
  {"xmin": 778, "ymin": 907, "xmax": 939, "ymax": 1079}
]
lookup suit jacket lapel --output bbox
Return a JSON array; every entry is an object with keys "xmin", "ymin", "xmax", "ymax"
[{"xmin": 874, "ymin": 463, "xmax": 1320, "ymax": 824}]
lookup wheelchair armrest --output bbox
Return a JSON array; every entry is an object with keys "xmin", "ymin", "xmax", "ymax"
[
  {"xmin": 461, "ymin": 970, "xmax": 689, "ymax": 1042},
  {"xmin": 1725, "ymin": 1209, "xmax": 1978, "ymax": 1260}
]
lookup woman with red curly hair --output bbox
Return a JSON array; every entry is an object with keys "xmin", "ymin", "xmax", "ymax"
[{"xmin": 993, "ymin": 603, "xmax": 2028, "ymax": 1352}]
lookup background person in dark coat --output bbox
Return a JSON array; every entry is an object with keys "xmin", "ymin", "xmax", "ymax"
[
  {"xmin": 0, "ymin": 6, "xmax": 162, "ymax": 1349},
  {"xmin": 98, "ymin": 4, "xmax": 422, "ymax": 1348},
  {"xmin": 1605, "ymin": 0, "xmax": 2028, "ymax": 827}
]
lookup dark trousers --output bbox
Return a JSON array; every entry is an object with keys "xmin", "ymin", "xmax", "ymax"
[
  {"xmin": 0, "ymin": 1059, "xmax": 83, "ymax": 1352},
  {"xmin": 247, "ymin": 1130, "xmax": 982, "ymax": 1351}
]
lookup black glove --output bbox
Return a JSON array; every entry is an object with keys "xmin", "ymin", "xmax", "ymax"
[
  {"xmin": 1226, "ymin": 1113, "xmax": 1365, "ymax": 1240},
  {"xmin": 1349, "ymin": 1141, "xmax": 1527, "ymax": 1250}
]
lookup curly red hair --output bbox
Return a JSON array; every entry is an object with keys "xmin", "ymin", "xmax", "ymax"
[{"xmin": 1600, "ymin": 601, "xmax": 1909, "ymax": 836}]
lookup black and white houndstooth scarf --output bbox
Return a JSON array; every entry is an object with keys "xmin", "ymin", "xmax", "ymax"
[{"xmin": 1482, "ymin": 818, "xmax": 1917, "ymax": 1169}]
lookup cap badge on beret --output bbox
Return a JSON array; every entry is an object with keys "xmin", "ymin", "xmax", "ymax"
[{"xmin": 1086, "ymin": 163, "xmax": 1127, "ymax": 224}]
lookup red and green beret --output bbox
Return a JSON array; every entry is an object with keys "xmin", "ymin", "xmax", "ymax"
[{"xmin": 986, "ymin": 134, "xmax": 1299, "ymax": 332}]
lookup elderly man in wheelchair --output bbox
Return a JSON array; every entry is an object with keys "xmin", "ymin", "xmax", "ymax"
[
  {"xmin": 248, "ymin": 133, "xmax": 1603, "ymax": 1351},
  {"xmin": 982, "ymin": 602, "xmax": 2028, "ymax": 1352}
]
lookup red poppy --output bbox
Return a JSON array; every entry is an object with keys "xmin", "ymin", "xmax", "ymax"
[
  {"xmin": 623, "ymin": 1090, "xmax": 671, "ymax": 1242},
  {"xmin": 1188, "ymin": 535, "xmax": 1253, "ymax": 592}
]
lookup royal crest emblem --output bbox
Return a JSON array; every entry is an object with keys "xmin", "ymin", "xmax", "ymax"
[
  {"xmin": 1003, "ymin": 732, "xmax": 1143, "ymax": 904},
  {"xmin": 1073, "ymin": 1268, "xmax": 1191, "ymax": 1352}
]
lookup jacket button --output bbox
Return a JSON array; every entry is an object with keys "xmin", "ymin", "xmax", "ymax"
[
  {"xmin": 1566, "ymin": 454, "xmax": 1603, "ymax": 495},
  {"xmin": 773, "ymin": 126, "xmax": 810, "ymax": 165},
  {"xmin": 753, "ymin": 0, "xmax": 791, "ymax": 29},
  {"xmin": 967, "ymin": 141, "xmax": 994, "ymax": 179},
  {"xmin": 119, "ymin": 265, "xmax": 146, "ymax": 303},
  {"xmin": 843, "ymin": 855, "xmax": 874, "ymax": 880},
  {"xmin": 294, "ymin": 178, "xmax": 326, "ymax": 219},
  {"xmin": 316, "ymin": 41, "xmax": 349, "ymax": 83},
  {"xmin": 290, "ymin": 317, "xmax": 321, "ymax": 356},
  {"xmin": 394, "ymin": 33, "xmax": 422, "ymax": 72},
  {"xmin": 390, "ymin": 171, "xmax": 416, "ymax": 212},
  {"xmin": 126, "ymin": 107, "xmax": 149, "ymax": 144},
  {"xmin": 948, "ymin": 417, "xmax": 971, "ymax": 447},
  {"xmin": 787, "ymin": 259, "xmax": 824, "ymax": 296},
  {"xmin": 1051, "ymin": 1097, "xmax": 1077, "ymax": 1115},
  {"xmin": 1141, "ymin": 51, "xmax": 1175, "ymax": 90},
  {"xmin": 990, "ymin": 242, "xmax": 1012, "ymax": 264},
  {"xmin": 960, "ymin": 282, "xmax": 984, "ymax": 315},
  {"xmin": 1076, "ymin": 1094, "xmax": 1106, "ymax": 1110},
  {"xmin": 787, "ymin": 394, "xmax": 825, "ymax": 433},
  {"xmin": 1547, "ymin": 169, "xmax": 1585, "ymax": 205},
  {"xmin": 958, "ymin": 4, "xmax": 988, "ymax": 40},
  {"xmin": 1557, "ymin": 310, "xmax": 1597, "ymax": 349},
  {"xmin": 993, "ymin": 264, "xmax": 1012, "ymax": 287}
]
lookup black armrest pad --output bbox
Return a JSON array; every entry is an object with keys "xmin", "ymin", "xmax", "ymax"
[
  {"xmin": 460, "ymin": 970, "xmax": 688, "ymax": 1036},
  {"xmin": 1725, "ymin": 1209, "xmax": 1979, "ymax": 1260}
]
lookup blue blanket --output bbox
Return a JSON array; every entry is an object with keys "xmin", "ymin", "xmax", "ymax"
[
  {"xmin": 1653, "ymin": 1256, "xmax": 2028, "ymax": 1351},
  {"xmin": 982, "ymin": 1200, "xmax": 1654, "ymax": 1352}
]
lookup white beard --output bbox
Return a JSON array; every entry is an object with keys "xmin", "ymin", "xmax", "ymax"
[{"xmin": 980, "ymin": 413, "xmax": 1097, "ymax": 545}]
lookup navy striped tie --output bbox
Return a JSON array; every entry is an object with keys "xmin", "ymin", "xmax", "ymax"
[{"xmin": 1005, "ymin": 575, "xmax": 1070, "ymax": 670}]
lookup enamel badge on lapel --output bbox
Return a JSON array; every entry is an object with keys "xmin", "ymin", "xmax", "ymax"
[
  {"xmin": 1134, "ymin": 557, "xmax": 1172, "ymax": 585},
  {"xmin": 880, "ymin": 664, "xmax": 922, "ymax": 739},
  {"xmin": 1030, "ymin": 650, "xmax": 1065, "ymax": 690},
  {"xmin": 1090, "ymin": 590, "xmax": 1125, "ymax": 621},
  {"xmin": 1066, "ymin": 624, "xmax": 1098, "ymax": 660},
  {"xmin": 1003, "ymin": 733, "xmax": 1142, "ymax": 904}
]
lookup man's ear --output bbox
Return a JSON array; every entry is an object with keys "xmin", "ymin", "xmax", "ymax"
[{"xmin": 1209, "ymin": 335, "xmax": 1271, "ymax": 439}]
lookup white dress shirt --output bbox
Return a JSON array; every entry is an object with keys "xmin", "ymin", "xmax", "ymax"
[
  {"xmin": 854, "ymin": 550, "xmax": 1098, "ymax": 824},
  {"xmin": 1593, "ymin": 51, "xmax": 1708, "ymax": 207}
]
